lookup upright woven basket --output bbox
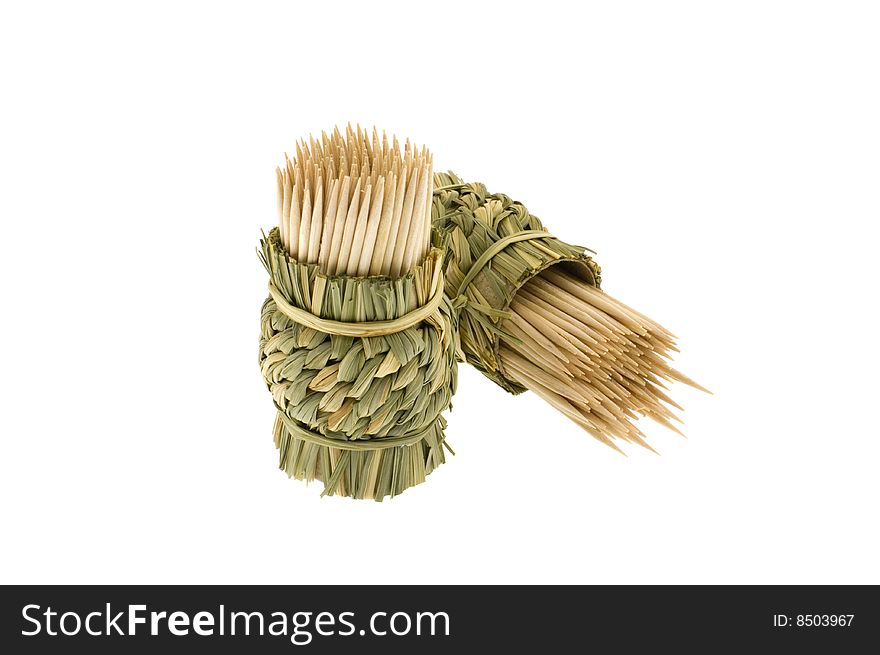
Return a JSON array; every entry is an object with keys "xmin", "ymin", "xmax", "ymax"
[
  {"xmin": 258, "ymin": 228, "xmax": 458, "ymax": 500},
  {"xmin": 432, "ymin": 172, "xmax": 601, "ymax": 394}
]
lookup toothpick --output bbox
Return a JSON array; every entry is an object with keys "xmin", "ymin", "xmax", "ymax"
[{"xmin": 278, "ymin": 126, "xmax": 433, "ymax": 279}]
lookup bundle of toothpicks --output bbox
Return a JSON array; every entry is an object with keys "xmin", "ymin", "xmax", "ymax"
[
  {"xmin": 258, "ymin": 126, "xmax": 457, "ymax": 500},
  {"xmin": 433, "ymin": 172, "xmax": 707, "ymax": 453},
  {"xmin": 258, "ymin": 126, "xmax": 705, "ymax": 500}
]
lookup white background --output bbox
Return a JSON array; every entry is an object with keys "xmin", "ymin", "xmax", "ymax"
[{"xmin": 1, "ymin": 1, "xmax": 878, "ymax": 585}]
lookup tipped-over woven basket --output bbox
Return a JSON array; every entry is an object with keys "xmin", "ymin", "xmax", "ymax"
[
  {"xmin": 258, "ymin": 227, "xmax": 458, "ymax": 500},
  {"xmin": 432, "ymin": 172, "xmax": 601, "ymax": 394}
]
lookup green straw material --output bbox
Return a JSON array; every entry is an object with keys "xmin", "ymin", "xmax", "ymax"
[
  {"xmin": 432, "ymin": 172, "xmax": 601, "ymax": 394},
  {"xmin": 259, "ymin": 228, "xmax": 458, "ymax": 500}
]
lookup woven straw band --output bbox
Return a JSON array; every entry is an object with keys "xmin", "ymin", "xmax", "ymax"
[
  {"xmin": 267, "ymin": 271, "xmax": 446, "ymax": 338},
  {"xmin": 278, "ymin": 412, "xmax": 433, "ymax": 450},
  {"xmin": 451, "ymin": 229, "xmax": 551, "ymax": 300},
  {"xmin": 432, "ymin": 172, "xmax": 601, "ymax": 395}
]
